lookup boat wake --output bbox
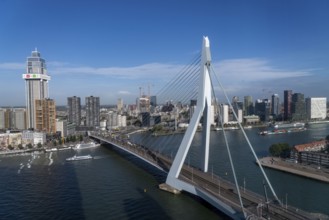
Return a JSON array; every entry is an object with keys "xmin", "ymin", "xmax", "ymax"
[
  {"xmin": 48, "ymin": 152, "xmax": 53, "ymax": 166},
  {"xmin": 92, "ymin": 155, "xmax": 109, "ymax": 160},
  {"xmin": 17, "ymin": 153, "xmax": 37, "ymax": 174}
]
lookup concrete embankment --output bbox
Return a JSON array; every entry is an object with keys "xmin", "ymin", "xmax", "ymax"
[
  {"xmin": 258, "ymin": 157, "xmax": 329, "ymax": 183},
  {"xmin": 0, "ymin": 148, "xmax": 45, "ymax": 156}
]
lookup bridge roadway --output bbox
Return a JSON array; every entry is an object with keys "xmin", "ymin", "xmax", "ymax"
[{"xmin": 89, "ymin": 132, "xmax": 315, "ymax": 220}]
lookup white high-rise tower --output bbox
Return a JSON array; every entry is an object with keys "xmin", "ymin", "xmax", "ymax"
[{"xmin": 22, "ymin": 49, "xmax": 51, "ymax": 129}]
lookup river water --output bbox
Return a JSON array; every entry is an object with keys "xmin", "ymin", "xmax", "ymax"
[{"xmin": 0, "ymin": 123, "xmax": 329, "ymax": 219}]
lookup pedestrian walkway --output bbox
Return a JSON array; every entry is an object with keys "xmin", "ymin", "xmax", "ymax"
[{"xmin": 258, "ymin": 157, "xmax": 329, "ymax": 183}]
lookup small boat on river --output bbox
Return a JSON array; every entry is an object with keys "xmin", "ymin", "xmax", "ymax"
[{"xmin": 66, "ymin": 155, "xmax": 93, "ymax": 161}]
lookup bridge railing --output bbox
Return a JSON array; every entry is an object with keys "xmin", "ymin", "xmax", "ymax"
[{"xmin": 89, "ymin": 131, "xmax": 316, "ymax": 220}]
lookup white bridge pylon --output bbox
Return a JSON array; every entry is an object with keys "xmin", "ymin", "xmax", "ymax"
[{"xmin": 166, "ymin": 36, "xmax": 213, "ymax": 188}]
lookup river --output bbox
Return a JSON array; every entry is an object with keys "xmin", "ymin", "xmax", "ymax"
[{"xmin": 0, "ymin": 123, "xmax": 328, "ymax": 219}]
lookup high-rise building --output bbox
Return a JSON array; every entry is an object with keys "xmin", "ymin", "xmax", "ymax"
[
  {"xmin": 67, "ymin": 96, "xmax": 81, "ymax": 126},
  {"xmin": 85, "ymin": 96, "xmax": 100, "ymax": 127},
  {"xmin": 150, "ymin": 96, "xmax": 157, "ymax": 106},
  {"xmin": 244, "ymin": 96, "xmax": 254, "ymax": 116},
  {"xmin": 12, "ymin": 108, "xmax": 26, "ymax": 130},
  {"xmin": 271, "ymin": 94, "xmax": 280, "ymax": 117},
  {"xmin": 291, "ymin": 93, "xmax": 306, "ymax": 121},
  {"xmin": 284, "ymin": 90, "xmax": 292, "ymax": 121},
  {"xmin": 138, "ymin": 96, "xmax": 150, "ymax": 113},
  {"xmin": 0, "ymin": 108, "xmax": 6, "ymax": 129},
  {"xmin": 117, "ymin": 98, "xmax": 123, "ymax": 113},
  {"xmin": 56, "ymin": 119, "xmax": 67, "ymax": 138},
  {"xmin": 232, "ymin": 96, "xmax": 243, "ymax": 121},
  {"xmin": 220, "ymin": 104, "xmax": 229, "ymax": 124},
  {"xmin": 35, "ymin": 99, "xmax": 56, "ymax": 133},
  {"xmin": 22, "ymin": 49, "xmax": 51, "ymax": 129},
  {"xmin": 0, "ymin": 108, "xmax": 26, "ymax": 130},
  {"xmin": 255, "ymin": 99, "xmax": 271, "ymax": 121},
  {"xmin": 306, "ymin": 97, "xmax": 327, "ymax": 120}
]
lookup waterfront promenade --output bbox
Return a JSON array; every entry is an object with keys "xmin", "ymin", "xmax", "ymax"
[{"xmin": 258, "ymin": 157, "xmax": 329, "ymax": 183}]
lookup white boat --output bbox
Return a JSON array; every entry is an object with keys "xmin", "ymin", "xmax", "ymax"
[
  {"xmin": 74, "ymin": 142, "xmax": 100, "ymax": 149},
  {"xmin": 66, "ymin": 155, "xmax": 93, "ymax": 161}
]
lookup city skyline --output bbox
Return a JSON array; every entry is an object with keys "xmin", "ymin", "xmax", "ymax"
[{"xmin": 0, "ymin": 0, "xmax": 329, "ymax": 106}]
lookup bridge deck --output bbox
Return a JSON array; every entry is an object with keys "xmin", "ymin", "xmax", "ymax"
[{"xmin": 90, "ymin": 132, "xmax": 318, "ymax": 220}]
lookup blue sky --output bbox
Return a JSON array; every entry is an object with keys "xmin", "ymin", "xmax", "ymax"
[{"xmin": 0, "ymin": 0, "xmax": 328, "ymax": 106}]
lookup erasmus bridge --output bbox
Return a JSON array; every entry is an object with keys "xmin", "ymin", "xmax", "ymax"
[{"xmin": 89, "ymin": 37, "xmax": 318, "ymax": 219}]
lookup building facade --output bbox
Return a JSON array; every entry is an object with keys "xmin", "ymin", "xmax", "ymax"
[
  {"xmin": 12, "ymin": 108, "xmax": 26, "ymax": 130},
  {"xmin": 117, "ymin": 98, "xmax": 123, "ymax": 114},
  {"xmin": 0, "ymin": 108, "xmax": 26, "ymax": 130},
  {"xmin": 22, "ymin": 49, "xmax": 51, "ymax": 129},
  {"xmin": 271, "ymin": 94, "xmax": 280, "ymax": 117},
  {"xmin": 67, "ymin": 96, "xmax": 81, "ymax": 126},
  {"xmin": 85, "ymin": 96, "xmax": 100, "ymax": 128},
  {"xmin": 22, "ymin": 130, "xmax": 46, "ymax": 146},
  {"xmin": 306, "ymin": 97, "xmax": 327, "ymax": 120},
  {"xmin": 0, "ymin": 108, "xmax": 8, "ymax": 129},
  {"xmin": 244, "ymin": 95, "xmax": 253, "ymax": 116},
  {"xmin": 284, "ymin": 90, "xmax": 292, "ymax": 120},
  {"xmin": 56, "ymin": 119, "xmax": 67, "ymax": 138},
  {"xmin": 220, "ymin": 104, "xmax": 229, "ymax": 124},
  {"xmin": 35, "ymin": 99, "xmax": 56, "ymax": 133},
  {"xmin": 291, "ymin": 93, "xmax": 306, "ymax": 121},
  {"xmin": 255, "ymin": 99, "xmax": 271, "ymax": 122}
]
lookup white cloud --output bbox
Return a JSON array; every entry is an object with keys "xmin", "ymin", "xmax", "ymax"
[
  {"xmin": 118, "ymin": 91, "xmax": 131, "ymax": 95},
  {"xmin": 50, "ymin": 62, "xmax": 184, "ymax": 80},
  {"xmin": 0, "ymin": 62, "xmax": 25, "ymax": 70},
  {"xmin": 212, "ymin": 58, "xmax": 311, "ymax": 82},
  {"xmin": 0, "ymin": 58, "xmax": 321, "ymax": 105}
]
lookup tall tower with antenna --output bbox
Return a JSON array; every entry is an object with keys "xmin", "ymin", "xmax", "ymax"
[{"xmin": 22, "ymin": 49, "xmax": 51, "ymax": 129}]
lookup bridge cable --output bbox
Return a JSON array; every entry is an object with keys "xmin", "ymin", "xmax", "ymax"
[
  {"xmin": 209, "ymin": 68, "xmax": 247, "ymax": 218},
  {"xmin": 210, "ymin": 65, "xmax": 282, "ymax": 205},
  {"xmin": 132, "ymin": 53, "xmax": 201, "ymax": 158}
]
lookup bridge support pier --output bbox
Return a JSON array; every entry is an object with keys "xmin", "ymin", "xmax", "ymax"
[{"xmin": 159, "ymin": 183, "xmax": 181, "ymax": 194}]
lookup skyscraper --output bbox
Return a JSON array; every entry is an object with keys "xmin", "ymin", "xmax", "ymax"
[
  {"xmin": 117, "ymin": 98, "xmax": 123, "ymax": 113},
  {"xmin": 271, "ymin": 94, "xmax": 280, "ymax": 117},
  {"xmin": 22, "ymin": 49, "xmax": 51, "ymax": 129},
  {"xmin": 291, "ymin": 93, "xmax": 306, "ymax": 121},
  {"xmin": 67, "ymin": 96, "xmax": 81, "ymax": 126},
  {"xmin": 244, "ymin": 96, "xmax": 253, "ymax": 116},
  {"xmin": 255, "ymin": 99, "xmax": 271, "ymax": 121},
  {"xmin": 85, "ymin": 96, "xmax": 100, "ymax": 128},
  {"xmin": 284, "ymin": 90, "xmax": 292, "ymax": 121}
]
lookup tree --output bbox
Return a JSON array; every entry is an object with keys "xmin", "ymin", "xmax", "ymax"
[
  {"xmin": 18, "ymin": 144, "xmax": 23, "ymax": 150},
  {"xmin": 269, "ymin": 143, "xmax": 291, "ymax": 158},
  {"xmin": 8, "ymin": 144, "xmax": 14, "ymax": 150},
  {"xmin": 152, "ymin": 124, "xmax": 163, "ymax": 133},
  {"xmin": 53, "ymin": 140, "xmax": 57, "ymax": 146},
  {"xmin": 27, "ymin": 143, "xmax": 33, "ymax": 149},
  {"xmin": 37, "ymin": 143, "xmax": 42, "ymax": 148},
  {"xmin": 79, "ymin": 135, "xmax": 83, "ymax": 142},
  {"xmin": 71, "ymin": 135, "xmax": 76, "ymax": 142}
]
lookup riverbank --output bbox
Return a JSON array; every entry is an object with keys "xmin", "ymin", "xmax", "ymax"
[
  {"xmin": 0, "ymin": 145, "xmax": 73, "ymax": 156},
  {"xmin": 0, "ymin": 148, "xmax": 45, "ymax": 156},
  {"xmin": 258, "ymin": 157, "xmax": 329, "ymax": 183}
]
